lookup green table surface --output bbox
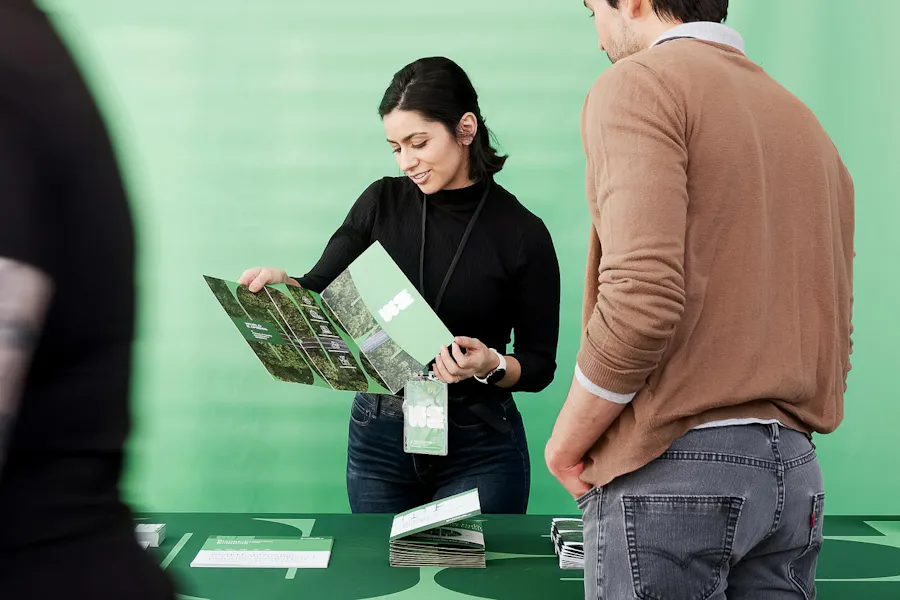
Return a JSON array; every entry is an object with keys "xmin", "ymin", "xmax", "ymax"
[{"xmin": 139, "ymin": 513, "xmax": 900, "ymax": 600}]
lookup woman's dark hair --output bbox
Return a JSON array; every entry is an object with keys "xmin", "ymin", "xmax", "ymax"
[{"xmin": 378, "ymin": 56, "xmax": 507, "ymax": 182}]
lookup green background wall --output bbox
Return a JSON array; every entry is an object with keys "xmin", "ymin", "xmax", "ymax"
[{"xmin": 40, "ymin": 0, "xmax": 899, "ymax": 515}]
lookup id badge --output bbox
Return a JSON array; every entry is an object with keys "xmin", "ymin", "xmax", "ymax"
[{"xmin": 402, "ymin": 375, "xmax": 448, "ymax": 456}]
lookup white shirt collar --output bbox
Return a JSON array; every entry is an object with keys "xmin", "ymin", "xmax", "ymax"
[{"xmin": 651, "ymin": 22, "xmax": 745, "ymax": 54}]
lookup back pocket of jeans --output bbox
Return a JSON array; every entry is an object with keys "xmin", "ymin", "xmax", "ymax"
[
  {"xmin": 623, "ymin": 495, "xmax": 744, "ymax": 600},
  {"xmin": 789, "ymin": 492, "xmax": 825, "ymax": 600}
]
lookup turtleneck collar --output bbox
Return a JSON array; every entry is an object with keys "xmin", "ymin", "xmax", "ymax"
[{"xmin": 423, "ymin": 177, "xmax": 489, "ymax": 211}]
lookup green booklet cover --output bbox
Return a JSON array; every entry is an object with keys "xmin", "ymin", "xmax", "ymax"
[
  {"xmin": 389, "ymin": 488, "xmax": 482, "ymax": 541},
  {"xmin": 204, "ymin": 242, "xmax": 454, "ymax": 394},
  {"xmin": 191, "ymin": 536, "xmax": 333, "ymax": 569}
]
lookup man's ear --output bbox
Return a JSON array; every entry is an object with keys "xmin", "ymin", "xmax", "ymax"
[{"xmin": 622, "ymin": 0, "xmax": 643, "ymax": 20}]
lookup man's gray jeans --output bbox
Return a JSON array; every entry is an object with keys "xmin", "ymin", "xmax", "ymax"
[{"xmin": 578, "ymin": 423, "xmax": 824, "ymax": 599}]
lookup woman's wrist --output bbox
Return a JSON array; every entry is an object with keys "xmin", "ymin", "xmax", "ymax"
[{"xmin": 476, "ymin": 350, "xmax": 501, "ymax": 378}]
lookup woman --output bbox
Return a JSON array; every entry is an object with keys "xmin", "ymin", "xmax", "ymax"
[{"xmin": 239, "ymin": 56, "xmax": 560, "ymax": 514}]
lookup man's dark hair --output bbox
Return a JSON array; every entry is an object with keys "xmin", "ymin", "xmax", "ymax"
[
  {"xmin": 605, "ymin": 0, "xmax": 728, "ymax": 23},
  {"xmin": 378, "ymin": 56, "xmax": 507, "ymax": 182}
]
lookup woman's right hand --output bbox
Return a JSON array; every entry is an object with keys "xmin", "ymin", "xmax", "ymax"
[{"xmin": 237, "ymin": 267, "xmax": 298, "ymax": 292}]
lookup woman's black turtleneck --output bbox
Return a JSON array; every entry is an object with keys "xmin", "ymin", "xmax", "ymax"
[{"xmin": 297, "ymin": 175, "xmax": 560, "ymax": 398}]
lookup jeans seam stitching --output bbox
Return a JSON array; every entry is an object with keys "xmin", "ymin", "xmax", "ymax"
[
  {"xmin": 509, "ymin": 410, "xmax": 530, "ymax": 513},
  {"xmin": 703, "ymin": 497, "xmax": 744, "ymax": 600},
  {"xmin": 788, "ymin": 492, "xmax": 825, "ymax": 599},
  {"xmin": 765, "ymin": 425, "xmax": 786, "ymax": 540},
  {"xmin": 448, "ymin": 419, "xmax": 489, "ymax": 430},
  {"xmin": 350, "ymin": 401, "xmax": 373, "ymax": 427},
  {"xmin": 659, "ymin": 451, "xmax": 777, "ymax": 470},
  {"xmin": 783, "ymin": 449, "xmax": 817, "ymax": 471},
  {"xmin": 596, "ymin": 486, "xmax": 605, "ymax": 600},
  {"xmin": 623, "ymin": 497, "xmax": 655, "ymax": 600}
]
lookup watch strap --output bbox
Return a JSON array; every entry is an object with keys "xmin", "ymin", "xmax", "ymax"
[{"xmin": 475, "ymin": 349, "xmax": 506, "ymax": 384}]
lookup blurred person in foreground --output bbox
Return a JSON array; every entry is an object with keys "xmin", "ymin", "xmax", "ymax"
[
  {"xmin": 0, "ymin": 0, "xmax": 176, "ymax": 597},
  {"xmin": 545, "ymin": 1, "xmax": 854, "ymax": 598}
]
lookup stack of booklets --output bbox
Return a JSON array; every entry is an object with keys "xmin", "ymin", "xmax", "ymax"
[
  {"xmin": 389, "ymin": 489, "xmax": 485, "ymax": 568},
  {"xmin": 190, "ymin": 536, "xmax": 334, "ymax": 569},
  {"xmin": 550, "ymin": 518, "xmax": 584, "ymax": 570},
  {"xmin": 135, "ymin": 523, "xmax": 166, "ymax": 548}
]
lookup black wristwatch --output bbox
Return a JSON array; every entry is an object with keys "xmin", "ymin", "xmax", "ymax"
[{"xmin": 474, "ymin": 349, "xmax": 506, "ymax": 385}]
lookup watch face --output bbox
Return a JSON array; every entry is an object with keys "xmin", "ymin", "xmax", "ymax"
[{"xmin": 487, "ymin": 368, "xmax": 506, "ymax": 384}]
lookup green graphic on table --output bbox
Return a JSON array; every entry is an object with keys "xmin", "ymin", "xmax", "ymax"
[{"xmin": 141, "ymin": 513, "xmax": 900, "ymax": 600}]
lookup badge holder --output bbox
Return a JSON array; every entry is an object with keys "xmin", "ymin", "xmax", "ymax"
[
  {"xmin": 402, "ymin": 371, "xmax": 449, "ymax": 456},
  {"xmin": 404, "ymin": 179, "xmax": 489, "ymax": 458}
]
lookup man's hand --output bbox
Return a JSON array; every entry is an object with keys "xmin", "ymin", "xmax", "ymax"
[
  {"xmin": 545, "ymin": 439, "xmax": 591, "ymax": 498},
  {"xmin": 544, "ymin": 374, "xmax": 629, "ymax": 498}
]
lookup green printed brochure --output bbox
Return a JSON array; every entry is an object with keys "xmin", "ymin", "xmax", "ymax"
[
  {"xmin": 190, "ymin": 536, "xmax": 333, "ymax": 569},
  {"xmin": 204, "ymin": 242, "xmax": 454, "ymax": 394}
]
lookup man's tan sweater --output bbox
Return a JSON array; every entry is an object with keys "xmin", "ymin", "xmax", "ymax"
[{"xmin": 577, "ymin": 36, "xmax": 855, "ymax": 487}]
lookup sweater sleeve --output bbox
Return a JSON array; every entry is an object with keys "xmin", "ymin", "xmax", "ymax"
[
  {"xmin": 507, "ymin": 217, "xmax": 560, "ymax": 393},
  {"xmin": 576, "ymin": 60, "xmax": 689, "ymax": 397},
  {"xmin": 294, "ymin": 178, "xmax": 382, "ymax": 293}
]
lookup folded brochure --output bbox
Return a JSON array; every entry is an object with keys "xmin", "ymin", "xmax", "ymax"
[
  {"xmin": 204, "ymin": 242, "xmax": 454, "ymax": 394},
  {"xmin": 191, "ymin": 536, "xmax": 333, "ymax": 569},
  {"xmin": 389, "ymin": 488, "xmax": 485, "ymax": 568}
]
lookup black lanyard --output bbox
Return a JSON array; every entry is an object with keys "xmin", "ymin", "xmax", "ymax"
[{"xmin": 419, "ymin": 180, "xmax": 491, "ymax": 312}]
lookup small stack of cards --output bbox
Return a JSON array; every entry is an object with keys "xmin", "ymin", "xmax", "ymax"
[
  {"xmin": 389, "ymin": 489, "xmax": 485, "ymax": 568},
  {"xmin": 550, "ymin": 518, "xmax": 584, "ymax": 570},
  {"xmin": 135, "ymin": 523, "xmax": 166, "ymax": 549}
]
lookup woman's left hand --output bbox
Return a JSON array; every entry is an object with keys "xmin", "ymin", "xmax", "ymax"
[{"xmin": 432, "ymin": 336, "xmax": 499, "ymax": 384}]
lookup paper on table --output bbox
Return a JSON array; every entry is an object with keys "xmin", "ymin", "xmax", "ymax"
[{"xmin": 190, "ymin": 536, "xmax": 333, "ymax": 569}]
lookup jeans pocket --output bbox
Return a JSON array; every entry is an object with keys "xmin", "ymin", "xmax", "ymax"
[
  {"xmin": 789, "ymin": 492, "xmax": 825, "ymax": 600},
  {"xmin": 576, "ymin": 487, "xmax": 599, "ymax": 510},
  {"xmin": 623, "ymin": 495, "xmax": 744, "ymax": 600},
  {"xmin": 449, "ymin": 401, "xmax": 508, "ymax": 430},
  {"xmin": 349, "ymin": 398, "xmax": 372, "ymax": 427}
]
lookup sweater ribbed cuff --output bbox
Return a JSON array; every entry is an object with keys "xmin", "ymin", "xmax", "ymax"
[
  {"xmin": 574, "ymin": 364, "xmax": 636, "ymax": 404},
  {"xmin": 576, "ymin": 345, "xmax": 643, "ymax": 397}
]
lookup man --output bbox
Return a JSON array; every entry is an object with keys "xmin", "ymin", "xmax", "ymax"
[
  {"xmin": 545, "ymin": 0, "xmax": 854, "ymax": 598},
  {"xmin": 0, "ymin": 1, "xmax": 176, "ymax": 597}
]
